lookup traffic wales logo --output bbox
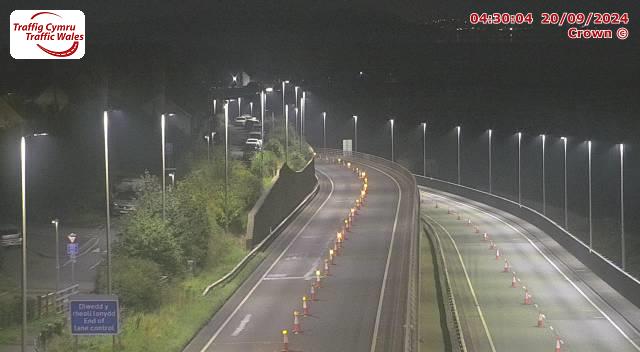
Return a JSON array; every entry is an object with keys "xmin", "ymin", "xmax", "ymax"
[{"xmin": 10, "ymin": 10, "xmax": 85, "ymax": 59}]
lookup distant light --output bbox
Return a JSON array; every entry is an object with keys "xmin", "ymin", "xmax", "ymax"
[
  {"xmin": 265, "ymin": 87, "xmax": 274, "ymax": 92},
  {"xmin": 284, "ymin": 80, "xmax": 290, "ymax": 84},
  {"xmin": 232, "ymin": 75, "xmax": 238, "ymax": 82},
  {"xmin": 620, "ymin": 143, "xmax": 624, "ymax": 154},
  {"xmin": 561, "ymin": 136, "xmax": 567, "ymax": 142},
  {"xmin": 33, "ymin": 133, "xmax": 48, "ymax": 136}
]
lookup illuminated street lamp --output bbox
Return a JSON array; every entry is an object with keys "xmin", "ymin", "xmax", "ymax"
[
  {"xmin": 389, "ymin": 119, "xmax": 395, "ymax": 162},
  {"xmin": 224, "ymin": 102, "xmax": 229, "ymax": 234},
  {"xmin": 541, "ymin": 134, "xmax": 546, "ymax": 214},
  {"xmin": 285, "ymin": 105, "xmax": 289, "ymax": 164},
  {"xmin": 619, "ymin": 143, "xmax": 625, "ymax": 270},
  {"xmin": 488, "ymin": 129, "xmax": 493, "ymax": 193},
  {"xmin": 282, "ymin": 80, "xmax": 289, "ymax": 119},
  {"xmin": 20, "ymin": 132, "xmax": 48, "ymax": 352},
  {"xmin": 422, "ymin": 123, "xmax": 427, "ymax": 177},
  {"xmin": 51, "ymin": 218, "xmax": 60, "ymax": 292},
  {"xmin": 587, "ymin": 141, "xmax": 593, "ymax": 253},
  {"xmin": 561, "ymin": 137, "xmax": 568, "ymax": 229},
  {"xmin": 517, "ymin": 132, "xmax": 522, "ymax": 206},
  {"xmin": 322, "ymin": 112, "xmax": 327, "ymax": 150},
  {"xmin": 102, "ymin": 112, "xmax": 113, "ymax": 299},
  {"xmin": 353, "ymin": 115, "xmax": 358, "ymax": 152},
  {"xmin": 250, "ymin": 101, "xmax": 254, "ymax": 117},
  {"xmin": 168, "ymin": 172, "xmax": 175, "ymax": 188},
  {"xmin": 204, "ymin": 135, "xmax": 211, "ymax": 162},
  {"xmin": 456, "ymin": 126, "xmax": 461, "ymax": 184}
]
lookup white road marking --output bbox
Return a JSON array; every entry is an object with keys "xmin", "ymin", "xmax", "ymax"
[
  {"xmin": 424, "ymin": 189, "xmax": 640, "ymax": 351},
  {"xmin": 424, "ymin": 213, "xmax": 497, "ymax": 352},
  {"xmin": 231, "ymin": 314, "xmax": 252, "ymax": 337},
  {"xmin": 368, "ymin": 164, "xmax": 402, "ymax": 352},
  {"xmin": 263, "ymin": 276, "xmax": 306, "ymax": 281},
  {"xmin": 198, "ymin": 169, "xmax": 336, "ymax": 352}
]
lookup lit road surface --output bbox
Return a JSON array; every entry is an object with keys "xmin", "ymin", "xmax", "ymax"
[
  {"xmin": 184, "ymin": 158, "xmax": 416, "ymax": 352},
  {"xmin": 421, "ymin": 187, "xmax": 640, "ymax": 352}
]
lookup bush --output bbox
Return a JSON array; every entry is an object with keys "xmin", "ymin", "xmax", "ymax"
[{"xmin": 110, "ymin": 256, "xmax": 163, "ymax": 312}]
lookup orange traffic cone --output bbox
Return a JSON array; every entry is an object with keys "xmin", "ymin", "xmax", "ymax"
[
  {"xmin": 483, "ymin": 233, "xmax": 488, "ymax": 241},
  {"xmin": 281, "ymin": 329, "xmax": 289, "ymax": 352},
  {"xmin": 467, "ymin": 219, "xmax": 472, "ymax": 226},
  {"xmin": 495, "ymin": 248, "xmax": 500, "ymax": 260},
  {"xmin": 524, "ymin": 288, "xmax": 532, "ymax": 305},
  {"xmin": 555, "ymin": 337, "xmax": 562, "ymax": 352},
  {"xmin": 503, "ymin": 259, "xmax": 510, "ymax": 272},
  {"xmin": 316, "ymin": 269, "xmax": 322, "ymax": 288},
  {"xmin": 292, "ymin": 311, "xmax": 302, "ymax": 334},
  {"xmin": 302, "ymin": 296, "xmax": 310, "ymax": 316},
  {"xmin": 310, "ymin": 283, "xmax": 317, "ymax": 301},
  {"xmin": 537, "ymin": 313, "xmax": 545, "ymax": 328},
  {"xmin": 324, "ymin": 259, "xmax": 330, "ymax": 276},
  {"xmin": 489, "ymin": 240, "xmax": 495, "ymax": 249},
  {"xmin": 511, "ymin": 273, "xmax": 518, "ymax": 288},
  {"xmin": 474, "ymin": 226, "xmax": 479, "ymax": 233}
]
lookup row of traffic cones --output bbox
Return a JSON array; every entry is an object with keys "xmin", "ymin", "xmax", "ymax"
[
  {"xmin": 440, "ymin": 200, "xmax": 564, "ymax": 351},
  {"xmin": 282, "ymin": 156, "xmax": 369, "ymax": 351}
]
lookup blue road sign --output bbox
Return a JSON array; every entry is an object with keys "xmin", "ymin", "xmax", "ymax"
[
  {"xmin": 67, "ymin": 243, "xmax": 79, "ymax": 257},
  {"xmin": 70, "ymin": 295, "xmax": 119, "ymax": 335}
]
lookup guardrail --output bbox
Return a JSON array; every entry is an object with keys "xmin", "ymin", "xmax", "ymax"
[
  {"xmin": 416, "ymin": 174, "xmax": 640, "ymax": 308},
  {"xmin": 202, "ymin": 179, "xmax": 320, "ymax": 296},
  {"xmin": 316, "ymin": 148, "xmax": 420, "ymax": 352},
  {"xmin": 422, "ymin": 219, "xmax": 467, "ymax": 352},
  {"xmin": 37, "ymin": 284, "xmax": 79, "ymax": 317}
]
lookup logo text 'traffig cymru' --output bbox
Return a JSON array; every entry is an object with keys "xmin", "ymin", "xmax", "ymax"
[{"xmin": 10, "ymin": 10, "xmax": 85, "ymax": 59}]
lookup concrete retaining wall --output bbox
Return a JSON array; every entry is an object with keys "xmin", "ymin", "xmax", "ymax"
[{"xmin": 246, "ymin": 159, "xmax": 317, "ymax": 248}]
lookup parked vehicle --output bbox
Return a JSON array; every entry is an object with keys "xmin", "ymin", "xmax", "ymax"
[{"xmin": 0, "ymin": 227, "xmax": 22, "ymax": 247}]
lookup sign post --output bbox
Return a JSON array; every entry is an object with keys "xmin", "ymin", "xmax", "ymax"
[
  {"xmin": 67, "ymin": 233, "xmax": 78, "ymax": 285},
  {"xmin": 69, "ymin": 294, "xmax": 120, "ymax": 351}
]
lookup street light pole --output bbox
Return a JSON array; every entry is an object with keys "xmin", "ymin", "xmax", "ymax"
[
  {"xmin": 456, "ymin": 126, "xmax": 461, "ymax": 184},
  {"xmin": 587, "ymin": 141, "xmax": 593, "ymax": 253},
  {"xmin": 620, "ymin": 143, "xmax": 625, "ymax": 270},
  {"xmin": 389, "ymin": 119, "xmax": 394, "ymax": 162},
  {"xmin": 542, "ymin": 134, "xmax": 546, "ymax": 214},
  {"xmin": 224, "ymin": 102, "xmax": 229, "ymax": 235},
  {"xmin": 102, "ymin": 112, "xmax": 112, "ymax": 300},
  {"xmin": 237, "ymin": 97, "xmax": 241, "ymax": 118},
  {"xmin": 250, "ymin": 101, "xmax": 253, "ymax": 117},
  {"xmin": 488, "ymin": 129, "xmax": 493, "ymax": 193},
  {"xmin": 285, "ymin": 105, "xmax": 289, "ymax": 164},
  {"xmin": 20, "ymin": 137, "xmax": 26, "ymax": 352},
  {"xmin": 282, "ymin": 81, "xmax": 288, "ymax": 119},
  {"xmin": 353, "ymin": 115, "xmax": 358, "ymax": 152},
  {"xmin": 518, "ymin": 132, "xmax": 522, "ymax": 206},
  {"xmin": 295, "ymin": 86, "xmax": 299, "ymax": 109},
  {"xmin": 204, "ymin": 135, "xmax": 210, "ymax": 162},
  {"xmin": 561, "ymin": 137, "xmax": 568, "ymax": 229},
  {"xmin": 161, "ymin": 114, "xmax": 166, "ymax": 221},
  {"xmin": 301, "ymin": 92, "xmax": 306, "ymax": 143},
  {"xmin": 322, "ymin": 112, "xmax": 327, "ymax": 150},
  {"xmin": 422, "ymin": 123, "xmax": 427, "ymax": 177},
  {"xmin": 260, "ymin": 91, "xmax": 265, "ymax": 142},
  {"xmin": 51, "ymin": 219, "xmax": 60, "ymax": 293}
]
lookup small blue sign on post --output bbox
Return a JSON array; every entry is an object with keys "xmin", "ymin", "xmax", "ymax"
[
  {"xmin": 70, "ymin": 295, "xmax": 119, "ymax": 335},
  {"xmin": 67, "ymin": 243, "xmax": 79, "ymax": 257}
]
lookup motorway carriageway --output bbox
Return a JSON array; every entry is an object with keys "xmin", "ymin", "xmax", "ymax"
[
  {"xmin": 184, "ymin": 157, "xmax": 416, "ymax": 352},
  {"xmin": 422, "ymin": 187, "xmax": 640, "ymax": 352}
]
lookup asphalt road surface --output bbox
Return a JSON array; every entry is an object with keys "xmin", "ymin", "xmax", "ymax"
[
  {"xmin": 0, "ymin": 222, "xmax": 112, "ymax": 293},
  {"xmin": 421, "ymin": 187, "xmax": 640, "ymax": 352},
  {"xmin": 184, "ymin": 157, "xmax": 416, "ymax": 352}
]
